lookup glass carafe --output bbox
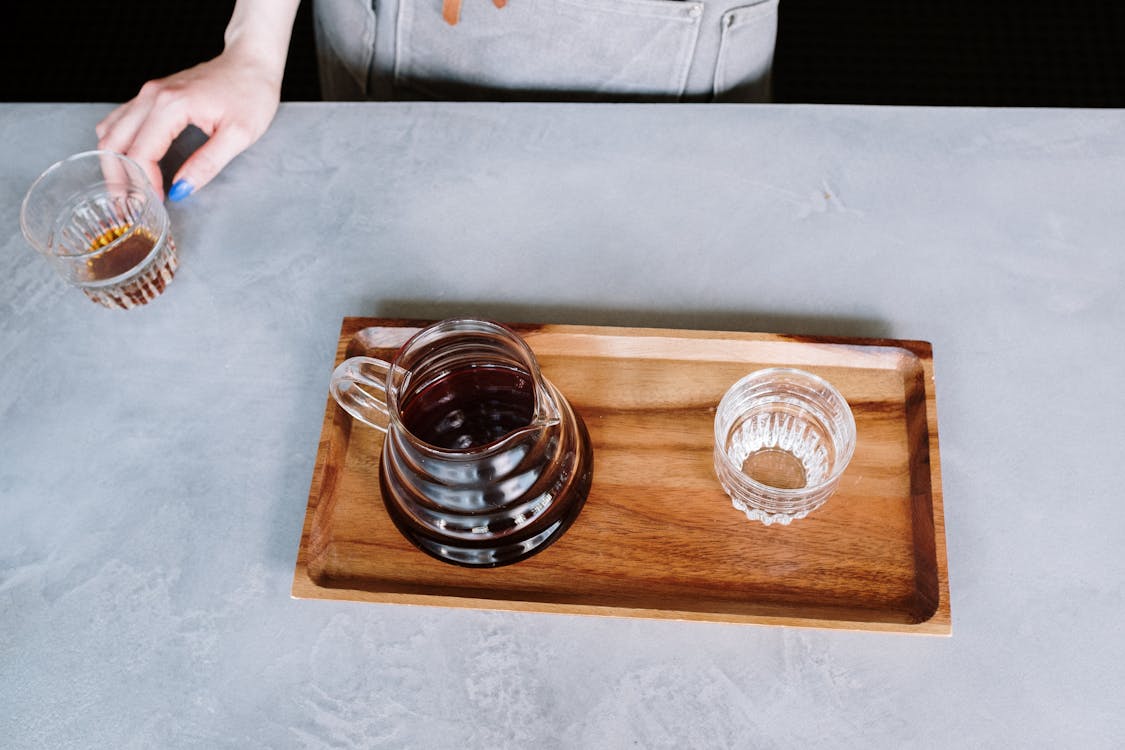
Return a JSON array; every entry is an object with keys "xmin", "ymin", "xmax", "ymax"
[{"xmin": 330, "ymin": 318, "xmax": 593, "ymax": 567}]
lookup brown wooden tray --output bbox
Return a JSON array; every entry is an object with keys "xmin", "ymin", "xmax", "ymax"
[{"xmin": 293, "ymin": 318, "xmax": 950, "ymax": 634}]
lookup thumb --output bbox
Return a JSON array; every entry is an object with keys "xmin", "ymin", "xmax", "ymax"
[{"xmin": 167, "ymin": 125, "xmax": 254, "ymax": 202}]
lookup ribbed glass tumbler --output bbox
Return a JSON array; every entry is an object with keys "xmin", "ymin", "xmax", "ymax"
[
  {"xmin": 713, "ymin": 367, "xmax": 856, "ymax": 525},
  {"xmin": 20, "ymin": 150, "xmax": 177, "ymax": 309}
]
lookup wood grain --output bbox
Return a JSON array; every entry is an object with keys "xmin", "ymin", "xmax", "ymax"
[{"xmin": 293, "ymin": 319, "xmax": 951, "ymax": 634}]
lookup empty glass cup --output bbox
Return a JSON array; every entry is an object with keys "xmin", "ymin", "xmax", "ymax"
[
  {"xmin": 20, "ymin": 150, "xmax": 177, "ymax": 309},
  {"xmin": 713, "ymin": 367, "xmax": 856, "ymax": 525}
]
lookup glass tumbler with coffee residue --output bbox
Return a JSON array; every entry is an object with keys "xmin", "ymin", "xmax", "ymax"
[{"xmin": 20, "ymin": 150, "xmax": 177, "ymax": 309}]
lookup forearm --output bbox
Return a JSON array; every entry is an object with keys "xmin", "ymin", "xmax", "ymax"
[{"xmin": 222, "ymin": 0, "xmax": 303, "ymax": 86}]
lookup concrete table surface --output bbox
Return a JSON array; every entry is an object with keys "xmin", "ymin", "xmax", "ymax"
[{"xmin": 1, "ymin": 102, "xmax": 1123, "ymax": 748}]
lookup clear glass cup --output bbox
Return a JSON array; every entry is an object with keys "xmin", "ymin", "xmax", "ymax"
[
  {"xmin": 713, "ymin": 367, "xmax": 856, "ymax": 525},
  {"xmin": 20, "ymin": 150, "xmax": 178, "ymax": 309}
]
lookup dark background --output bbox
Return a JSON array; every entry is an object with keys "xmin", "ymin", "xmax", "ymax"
[{"xmin": 4, "ymin": 1, "xmax": 1124, "ymax": 106}]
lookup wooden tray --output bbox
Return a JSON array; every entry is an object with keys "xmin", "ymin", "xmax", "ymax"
[{"xmin": 293, "ymin": 319, "xmax": 950, "ymax": 634}]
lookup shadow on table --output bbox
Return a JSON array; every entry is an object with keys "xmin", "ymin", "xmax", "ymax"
[
  {"xmin": 368, "ymin": 299, "xmax": 895, "ymax": 341},
  {"xmin": 158, "ymin": 126, "xmax": 209, "ymax": 192}
]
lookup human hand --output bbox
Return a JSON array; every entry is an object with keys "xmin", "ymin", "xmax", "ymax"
[{"xmin": 96, "ymin": 48, "xmax": 283, "ymax": 201}]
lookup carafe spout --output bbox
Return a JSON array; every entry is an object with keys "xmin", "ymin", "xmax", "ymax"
[
  {"xmin": 531, "ymin": 378, "xmax": 562, "ymax": 429},
  {"xmin": 490, "ymin": 414, "xmax": 558, "ymax": 452}
]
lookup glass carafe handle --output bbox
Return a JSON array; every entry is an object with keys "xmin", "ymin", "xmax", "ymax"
[{"xmin": 330, "ymin": 356, "xmax": 392, "ymax": 433}]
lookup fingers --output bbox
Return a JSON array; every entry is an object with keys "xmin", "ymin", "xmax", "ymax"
[
  {"xmin": 96, "ymin": 151, "xmax": 132, "ymax": 209},
  {"xmin": 116, "ymin": 96, "xmax": 195, "ymax": 197},
  {"xmin": 96, "ymin": 83, "xmax": 167, "ymax": 193},
  {"xmin": 98, "ymin": 107, "xmax": 167, "ymax": 199},
  {"xmin": 95, "ymin": 57, "xmax": 280, "ymax": 202},
  {"xmin": 95, "ymin": 102, "xmax": 129, "ymax": 143},
  {"xmin": 97, "ymin": 98, "xmax": 151, "ymax": 159},
  {"xmin": 95, "ymin": 82, "xmax": 155, "ymax": 143},
  {"xmin": 168, "ymin": 124, "xmax": 255, "ymax": 202}
]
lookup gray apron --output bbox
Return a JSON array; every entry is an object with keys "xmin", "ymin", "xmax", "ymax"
[{"xmin": 312, "ymin": 0, "xmax": 778, "ymax": 102}]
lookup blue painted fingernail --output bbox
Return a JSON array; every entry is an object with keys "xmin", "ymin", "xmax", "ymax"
[{"xmin": 168, "ymin": 179, "xmax": 194, "ymax": 202}]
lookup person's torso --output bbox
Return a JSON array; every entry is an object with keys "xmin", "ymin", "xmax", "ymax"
[{"xmin": 313, "ymin": 0, "xmax": 779, "ymax": 102}]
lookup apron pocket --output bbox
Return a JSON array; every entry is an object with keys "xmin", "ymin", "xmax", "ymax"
[
  {"xmin": 394, "ymin": 0, "xmax": 705, "ymax": 101},
  {"xmin": 713, "ymin": 0, "xmax": 778, "ymax": 102},
  {"xmin": 314, "ymin": 0, "xmax": 379, "ymax": 99}
]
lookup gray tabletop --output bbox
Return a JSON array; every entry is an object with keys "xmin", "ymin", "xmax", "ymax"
[{"xmin": 2, "ymin": 102, "xmax": 1123, "ymax": 748}]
